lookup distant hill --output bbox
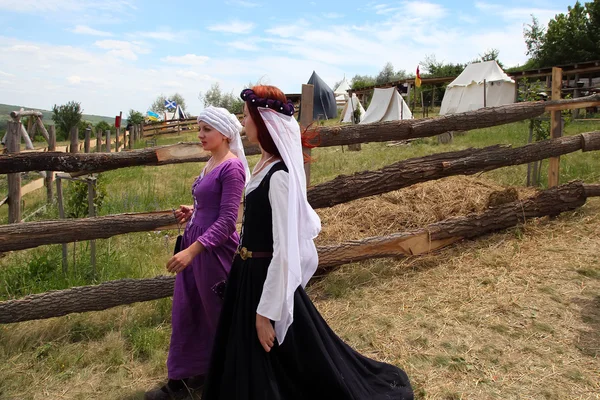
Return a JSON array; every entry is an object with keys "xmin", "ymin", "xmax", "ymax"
[{"xmin": 0, "ymin": 103, "xmax": 116, "ymax": 132}]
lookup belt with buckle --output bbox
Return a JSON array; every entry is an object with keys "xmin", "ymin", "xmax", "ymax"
[{"xmin": 236, "ymin": 247, "xmax": 273, "ymax": 260}]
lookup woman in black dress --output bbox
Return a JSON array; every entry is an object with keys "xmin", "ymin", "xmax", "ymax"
[{"xmin": 202, "ymin": 85, "xmax": 413, "ymax": 400}]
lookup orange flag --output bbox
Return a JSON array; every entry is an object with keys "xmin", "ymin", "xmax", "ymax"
[{"xmin": 415, "ymin": 66, "xmax": 422, "ymax": 88}]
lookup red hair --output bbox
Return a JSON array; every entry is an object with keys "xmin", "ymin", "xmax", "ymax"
[
  {"xmin": 246, "ymin": 85, "xmax": 320, "ymax": 163},
  {"xmin": 246, "ymin": 85, "xmax": 287, "ymax": 158}
]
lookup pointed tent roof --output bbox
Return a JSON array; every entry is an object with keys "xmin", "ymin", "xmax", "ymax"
[
  {"xmin": 360, "ymin": 88, "xmax": 412, "ymax": 124},
  {"xmin": 306, "ymin": 71, "xmax": 338, "ymax": 120},
  {"xmin": 334, "ymin": 78, "xmax": 352, "ymax": 104},
  {"xmin": 340, "ymin": 93, "xmax": 366, "ymax": 123},
  {"xmin": 447, "ymin": 60, "xmax": 514, "ymax": 87}
]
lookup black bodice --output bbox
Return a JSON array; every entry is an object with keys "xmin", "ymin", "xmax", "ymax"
[{"xmin": 239, "ymin": 162, "xmax": 288, "ymax": 253}]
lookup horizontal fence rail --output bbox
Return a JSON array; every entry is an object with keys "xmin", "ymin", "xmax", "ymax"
[
  {"xmin": 0, "ymin": 181, "xmax": 596, "ymax": 324},
  {"xmin": 1, "ymin": 131, "xmax": 599, "ymax": 253},
  {"xmin": 2, "ymin": 95, "xmax": 599, "ymax": 176}
]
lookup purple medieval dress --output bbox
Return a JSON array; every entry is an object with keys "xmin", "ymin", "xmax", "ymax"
[{"xmin": 167, "ymin": 158, "xmax": 246, "ymax": 380}]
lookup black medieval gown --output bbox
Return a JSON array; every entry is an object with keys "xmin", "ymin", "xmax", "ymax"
[{"xmin": 202, "ymin": 162, "xmax": 413, "ymax": 400}]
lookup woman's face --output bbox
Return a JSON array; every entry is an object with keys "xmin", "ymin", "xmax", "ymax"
[
  {"xmin": 197, "ymin": 121, "xmax": 227, "ymax": 151},
  {"xmin": 242, "ymin": 103, "xmax": 259, "ymax": 144}
]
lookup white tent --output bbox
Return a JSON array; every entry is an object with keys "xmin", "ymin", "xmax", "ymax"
[
  {"xmin": 334, "ymin": 78, "xmax": 351, "ymax": 106},
  {"xmin": 360, "ymin": 87, "xmax": 412, "ymax": 124},
  {"xmin": 164, "ymin": 104, "xmax": 188, "ymax": 121},
  {"xmin": 439, "ymin": 60, "xmax": 516, "ymax": 115},
  {"xmin": 340, "ymin": 94, "xmax": 366, "ymax": 123}
]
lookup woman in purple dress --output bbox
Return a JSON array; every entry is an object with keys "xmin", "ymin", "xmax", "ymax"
[{"xmin": 145, "ymin": 107, "xmax": 250, "ymax": 400}]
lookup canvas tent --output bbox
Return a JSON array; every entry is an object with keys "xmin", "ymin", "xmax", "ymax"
[
  {"xmin": 439, "ymin": 60, "xmax": 516, "ymax": 115},
  {"xmin": 305, "ymin": 71, "xmax": 338, "ymax": 120},
  {"xmin": 340, "ymin": 93, "xmax": 366, "ymax": 123},
  {"xmin": 360, "ymin": 87, "xmax": 412, "ymax": 124},
  {"xmin": 334, "ymin": 78, "xmax": 351, "ymax": 106},
  {"xmin": 164, "ymin": 104, "xmax": 188, "ymax": 121}
]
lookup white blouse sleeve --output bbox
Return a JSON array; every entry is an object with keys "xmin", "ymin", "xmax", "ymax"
[{"xmin": 256, "ymin": 170, "xmax": 289, "ymax": 322}]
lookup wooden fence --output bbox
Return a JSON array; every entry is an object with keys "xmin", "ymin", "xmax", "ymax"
[{"xmin": 0, "ymin": 71, "xmax": 599, "ymax": 324}]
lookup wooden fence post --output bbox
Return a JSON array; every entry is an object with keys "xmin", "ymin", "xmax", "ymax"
[
  {"xmin": 116, "ymin": 111, "xmax": 122, "ymax": 152},
  {"xmin": 70, "ymin": 126, "xmax": 78, "ymax": 153},
  {"xmin": 45, "ymin": 126, "xmax": 56, "ymax": 203},
  {"xmin": 84, "ymin": 127, "xmax": 91, "ymax": 153},
  {"xmin": 300, "ymin": 84, "xmax": 314, "ymax": 185},
  {"xmin": 56, "ymin": 177, "xmax": 68, "ymax": 273},
  {"xmin": 483, "ymin": 79, "xmax": 487, "ymax": 108},
  {"xmin": 548, "ymin": 67, "xmax": 563, "ymax": 187},
  {"xmin": 7, "ymin": 121, "xmax": 22, "ymax": 223},
  {"xmin": 128, "ymin": 126, "xmax": 133, "ymax": 150},
  {"xmin": 96, "ymin": 129, "xmax": 102, "ymax": 153},
  {"xmin": 87, "ymin": 177, "xmax": 97, "ymax": 276},
  {"xmin": 105, "ymin": 130, "xmax": 111, "ymax": 153}
]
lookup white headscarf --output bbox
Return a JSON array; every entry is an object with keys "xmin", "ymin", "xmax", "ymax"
[
  {"xmin": 258, "ymin": 107, "xmax": 321, "ymax": 343},
  {"xmin": 197, "ymin": 106, "xmax": 250, "ymax": 184}
]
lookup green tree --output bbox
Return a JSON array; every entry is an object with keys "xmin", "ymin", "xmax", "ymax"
[
  {"xmin": 350, "ymin": 74, "xmax": 376, "ymax": 90},
  {"xmin": 150, "ymin": 93, "xmax": 187, "ymax": 113},
  {"xmin": 52, "ymin": 101, "xmax": 83, "ymax": 140},
  {"xmin": 525, "ymin": 1, "xmax": 600, "ymax": 67},
  {"xmin": 419, "ymin": 55, "xmax": 465, "ymax": 78},
  {"xmin": 477, "ymin": 49, "xmax": 504, "ymax": 69},
  {"xmin": 199, "ymin": 83, "xmax": 244, "ymax": 114},
  {"xmin": 95, "ymin": 121, "xmax": 112, "ymax": 136},
  {"xmin": 127, "ymin": 109, "xmax": 145, "ymax": 125}
]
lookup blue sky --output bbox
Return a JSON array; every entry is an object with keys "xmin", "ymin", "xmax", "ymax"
[{"xmin": 0, "ymin": 0, "xmax": 574, "ymax": 116}]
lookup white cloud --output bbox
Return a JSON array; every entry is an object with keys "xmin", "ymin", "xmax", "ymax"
[
  {"xmin": 475, "ymin": 2, "xmax": 561, "ymax": 23},
  {"xmin": 227, "ymin": 41, "xmax": 260, "ymax": 51},
  {"xmin": 0, "ymin": 70, "xmax": 15, "ymax": 77},
  {"xmin": 403, "ymin": 1, "xmax": 446, "ymax": 19},
  {"xmin": 323, "ymin": 12, "xmax": 344, "ymax": 19},
  {"xmin": 131, "ymin": 30, "xmax": 177, "ymax": 41},
  {"xmin": 71, "ymin": 25, "xmax": 113, "ymax": 37},
  {"xmin": 161, "ymin": 54, "xmax": 210, "ymax": 65},
  {"xmin": 226, "ymin": 0, "xmax": 260, "ymax": 7},
  {"xmin": 94, "ymin": 40, "xmax": 149, "ymax": 60},
  {"xmin": 67, "ymin": 75, "xmax": 81, "ymax": 84},
  {"xmin": 0, "ymin": 0, "xmax": 136, "ymax": 13},
  {"xmin": 207, "ymin": 20, "xmax": 255, "ymax": 34}
]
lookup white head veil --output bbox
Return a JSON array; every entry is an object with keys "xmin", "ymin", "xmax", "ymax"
[
  {"xmin": 258, "ymin": 107, "xmax": 321, "ymax": 343},
  {"xmin": 197, "ymin": 106, "xmax": 250, "ymax": 184}
]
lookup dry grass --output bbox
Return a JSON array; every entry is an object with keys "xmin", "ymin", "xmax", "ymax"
[{"xmin": 1, "ymin": 175, "xmax": 599, "ymax": 399}]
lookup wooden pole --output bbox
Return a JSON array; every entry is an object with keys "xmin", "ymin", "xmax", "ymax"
[
  {"xmin": 105, "ymin": 130, "xmax": 111, "ymax": 153},
  {"xmin": 421, "ymin": 90, "xmax": 425, "ymax": 118},
  {"xmin": 56, "ymin": 177, "xmax": 68, "ymax": 273},
  {"xmin": 116, "ymin": 111, "xmax": 122, "ymax": 152},
  {"xmin": 128, "ymin": 125, "xmax": 133, "ymax": 150},
  {"xmin": 84, "ymin": 127, "xmax": 91, "ymax": 153},
  {"xmin": 548, "ymin": 67, "xmax": 563, "ymax": 187},
  {"xmin": 69, "ymin": 126, "xmax": 78, "ymax": 153},
  {"xmin": 300, "ymin": 83, "xmax": 315, "ymax": 183},
  {"xmin": 6, "ymin": 121, "xmax": 22, "ymax": 224},
  {"xmin": 573, "ymin": 73, "xmax": 580, "ymax": 119},
  {"xmin": 483, "ymin": 79, "xmax": 487, "ymax": 108},
  {"xmin": 45, "ymin": 126, "xmax": 56, "ymax": 203},
  {"xmin": 35, "ymin": 116, "xmax": 50, "ymax": 143},
  {"xmin": 87, "ymin": 177, "xmax": 97, "ymax": 276},
  {"xmin": 96, "ymin": 128, "xmax": 102, "ymax": 153}
]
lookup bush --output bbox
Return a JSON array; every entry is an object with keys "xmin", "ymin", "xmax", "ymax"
[{"xmin": 65, "ymin": 174, "xmax": 107, "ymax": 219}]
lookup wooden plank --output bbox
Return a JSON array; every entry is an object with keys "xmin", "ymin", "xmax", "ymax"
[
  {"xmin": 84, "ymin": 127, "xmax": 91, "ymax": 153},
  {"xmin": 155, "ymin": 142, "xmax": 211, "ymax": 162},
  {"xmin": 545, "ymin": 100, "xmax": 600, "ymax": 111},
  {"xmin": 45, "ymin": 126, "xmax": 56, "ymax": 203},
  {"xmin": 88, "ymin": 177, "xmax": 97, "ymax": 275},
  {"xmin": 300, "ymin": 84, "xmax": 315, "ymax": 184},
  {"xmin": 105, "ymin": 130, "xmax": 111, "ymax": 153},
  {"xmin": 20, "ymin": 178, "xmax": 45, "ymax": 197},
  {"xmin": 548, "ymin": 67, "xmax": 563, "ymax": 188},
  {"xmin": 35, "ymin": 116, "xmax": 50, "ymax": 143},
  {"xmin": 7, "ymin": 122, "xmax": 22, "ymax": 223}
]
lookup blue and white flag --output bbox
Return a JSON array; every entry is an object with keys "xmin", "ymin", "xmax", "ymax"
[{"xmin": 165, "ymin": 99, "xmax": 177, "ymax": 109}]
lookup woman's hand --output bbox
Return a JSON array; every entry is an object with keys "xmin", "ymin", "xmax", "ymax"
[
  {"xmin": 166, "ymin": 242, "xmax": 204, "ymax": 273},
  {"xmin": 174, "ymin": 205, "xmax": 193, "ymax": 224},
  {"xmin": 256, "ymin": 314, "xmax": 276, "ymax": 352},
  {"xmin": 166, "ymin": 248, "xmax": 194, "ymax": 273}
]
